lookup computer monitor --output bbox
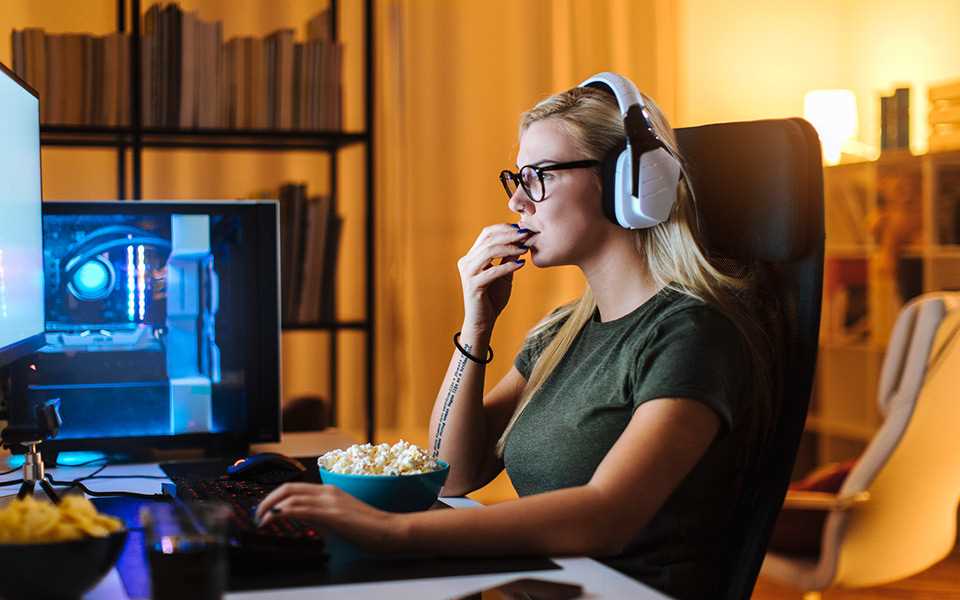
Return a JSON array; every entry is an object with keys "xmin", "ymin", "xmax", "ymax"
[
  {"xmin": 0, "ymin": 63, "xmax": 45, "ymax": 368},
  {"xmin": 8, "ymin": 200, "xmax": 281, "ymax": 457}
]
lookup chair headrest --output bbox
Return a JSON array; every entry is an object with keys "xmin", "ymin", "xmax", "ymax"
[{"xmin": 676, "ymin": 118, "xmax": 820, "ymax": 263}]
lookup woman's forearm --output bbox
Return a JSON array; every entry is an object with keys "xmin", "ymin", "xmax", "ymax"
[
  {"xmin": 397, "ymin": 484, "xmax": 633, "ymax": 558},
  {"xmin": 427, "ymin": 326, "xmax": 492, "ymax": 494}
]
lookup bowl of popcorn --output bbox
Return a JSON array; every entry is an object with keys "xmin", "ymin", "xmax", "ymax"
[
  {"xmin": 0, "ymin": 494, "xmax": 127, "ymax": 600},
  {"xmin": 318, "ymin": 440, "xmax": 449, "ymax": 513}
]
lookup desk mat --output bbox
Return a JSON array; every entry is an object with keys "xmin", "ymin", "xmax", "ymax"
[{"xmin": 96, "ymin": 457, "xmax": 558, "ymax": 597}]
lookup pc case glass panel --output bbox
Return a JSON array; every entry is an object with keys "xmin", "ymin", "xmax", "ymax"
[{"xmin": 24, "ymin": 204, "xmax": 276, "ymax": 442}]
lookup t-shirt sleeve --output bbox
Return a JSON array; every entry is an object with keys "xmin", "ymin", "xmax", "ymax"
[
  {"xmin": 514, "ymin": 309, "xmax": 568, "ymax": 380},
  {"xmin": 631, "ymin": 305, "xmax": 748, "ymax": 432},
  {"xmin": 514, "ymin": 328, "xmax": 549, "ymax": 380}
]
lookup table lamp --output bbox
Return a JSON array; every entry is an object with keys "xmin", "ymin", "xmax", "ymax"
[{"xmin": 804, "ymin": 89, "xmax": 858, "ymax": 165}]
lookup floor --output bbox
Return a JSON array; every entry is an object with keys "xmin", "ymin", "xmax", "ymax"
[{"xmin": 752, "ymin": 547, "xmax": 960, "ymax": 599}]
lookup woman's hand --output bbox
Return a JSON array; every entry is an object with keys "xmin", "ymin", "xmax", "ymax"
[
  {"xmin": 255, "ymin": 483, "xmax": 406, "ymax": 552},
  {"xmin": 458, "ymin": 224, "xmax": 533, "ymax": 333}
]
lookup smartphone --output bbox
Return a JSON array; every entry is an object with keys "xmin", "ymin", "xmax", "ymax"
[{"xmin": 450, "ymin": 577, "xmax": 584, "ymax": 600}]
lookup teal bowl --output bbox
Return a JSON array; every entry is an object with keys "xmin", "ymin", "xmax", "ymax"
[{"xmin": 319, "ymin": 460, "xmax": 450, "ymax": 512}]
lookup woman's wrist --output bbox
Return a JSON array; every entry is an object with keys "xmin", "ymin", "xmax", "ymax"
[{"xmin": 459, "ymin": 321, "xmax": 493, "ymax": 343}]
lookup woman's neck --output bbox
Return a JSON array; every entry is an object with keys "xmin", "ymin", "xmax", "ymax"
[{"xmin": 580, "ymin": 232, "xmax": 660, "ymax": 323}]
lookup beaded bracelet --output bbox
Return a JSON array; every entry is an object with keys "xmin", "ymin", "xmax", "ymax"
[{"xmin": 453, "ymin": 332, "xmax": 494, "ymax": 364}]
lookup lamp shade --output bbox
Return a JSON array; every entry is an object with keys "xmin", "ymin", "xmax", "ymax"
[{"xmin": 804, "ymin": 89, "xmax": 858, "ymax": 165}]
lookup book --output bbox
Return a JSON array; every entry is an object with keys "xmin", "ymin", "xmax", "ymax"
[
  {"xmin": 929, "ymin": 79, "xmax": 960, "ymax": 104},
  {"xmin": 298, "ymin": 195, "xmax": 332, "ymax": 323},
  {"xmin": 929, "ymin": 126, "xmax": 960, "ymax": 153},
  {"xmin": 894, "ymin": 87, "xmax": 909, "ymax": 149},
  {"xmin": 320, "ymin": 214, "xmax": 343, "ymax": 322}
]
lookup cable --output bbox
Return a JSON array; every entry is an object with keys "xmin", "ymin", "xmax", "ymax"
[
  {"xmin": 73, "ymin": 463, "xmax": 109, "ymax": 481},
  {"xmin": 1, "ymin": 466, "xmax": 18, "ymax": 476},
  {"xmin": 45, "ymin": 474, "xmax": 163, "ymax": 500},
  {"xmin": 55, "ymin": 457, "xmax": 109, "ymax": 468},
  {"xmin": 84, "ymin": 474, "xmax": 168, "ymax": 480}
]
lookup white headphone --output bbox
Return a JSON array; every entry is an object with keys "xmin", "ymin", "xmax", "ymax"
[{"xmin": 579, "ymin": 72, "xmax": 684, "ymax": 229}]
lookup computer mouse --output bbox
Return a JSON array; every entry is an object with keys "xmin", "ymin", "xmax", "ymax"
[{"xmin": 227, "ymin": 452, "xmax": 307, "ymax": 484}]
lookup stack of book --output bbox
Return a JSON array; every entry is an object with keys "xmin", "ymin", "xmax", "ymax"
[
  {"xmin": 10, "ymin": 29, "xmax": 130, "ymax": 126},
  {"xmin": 880, "ymin": 87, "xmax": 910, "ymax": 152},
  {"xmin": 143, "ymin": 3, "xmax": 342, "ymax": 129},
  {"xmin": 929, "ymin": 79, "xmax": 960, "ymax": 153},
  {"xmin": 269, "ymin": 184, "xmax": 342, "ymax": 325},
  {"xmin": 10, "ymin": 3, "xmax": 343, "ymax": 130}
]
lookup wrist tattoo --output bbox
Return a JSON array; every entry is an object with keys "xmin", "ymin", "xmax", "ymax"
[{"xmin": 433, "ymin": 343, "xmax": 471, "ymax": 459}]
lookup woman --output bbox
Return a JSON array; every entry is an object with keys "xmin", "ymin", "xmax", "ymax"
[{"xmin": 257, "ymin": 74, "xmax": 776, "ymax": 599}]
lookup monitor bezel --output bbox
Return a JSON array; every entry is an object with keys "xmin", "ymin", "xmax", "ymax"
[
  {"xmin": 11, "ymin": 199, "xmax": 282, "ymax": 458},
  {"xmin": 0, "ymin": 61, "xmax": 44, "ymax": 369}
]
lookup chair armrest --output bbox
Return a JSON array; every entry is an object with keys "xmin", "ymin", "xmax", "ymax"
[{"xmin": 781, "ymin": 490, "xmax": 871, "ymax": 511}]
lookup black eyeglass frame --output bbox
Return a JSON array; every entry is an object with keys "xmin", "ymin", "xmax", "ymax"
[{"xmin": 499, "ymin": 159, "xmax": 600, "ymax": 203}]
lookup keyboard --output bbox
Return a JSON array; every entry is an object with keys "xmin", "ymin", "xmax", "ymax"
[{"xmin": 167, "ymin": 476, "xmax": 328, "ymax": 565}]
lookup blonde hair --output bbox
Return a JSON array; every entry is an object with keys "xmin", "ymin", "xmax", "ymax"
[{"xmin": 495, "ymin": 86, "xmax": 776, "ymax": 457}]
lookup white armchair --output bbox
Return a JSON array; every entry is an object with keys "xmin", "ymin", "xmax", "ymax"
[{"xmin": 761, "ymin": 292, "xmax": 960, "ymax": 598}]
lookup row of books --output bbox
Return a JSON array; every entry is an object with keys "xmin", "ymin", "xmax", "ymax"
[
  {"xmin": 879, "ymin": 87, "xmax": 909, "ymax": 152},
  {"xmin": 270, "ymin": 183, "xmax": 342, "ymax": 325},
  {"xmin": 10, "ymin": 3, "xmax": 343, "ymax": 130},
  {"xmin": 11, "ymin": 29, "xmax": 130, "ymax": 126},
  {"xmin": 929, "ymin": 79, "xmax": 960, "ymax": 153}
]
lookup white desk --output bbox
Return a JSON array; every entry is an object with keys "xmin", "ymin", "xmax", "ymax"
[{"xmin": 0, "ymin": 431, "xmax": 667, "ymax": 600}]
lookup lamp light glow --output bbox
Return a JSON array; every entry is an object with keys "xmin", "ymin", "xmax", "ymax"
[{"xmin": 804, "ymin": 89, "xmax": 858, "ymax": 165}]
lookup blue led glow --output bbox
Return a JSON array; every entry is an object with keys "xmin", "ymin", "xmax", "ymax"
[
  {"xmin": 55, "ymin": 451, "xmax": 107, "ymax": 466},
  {"xmin": 74, "ymin": 260, "xmax": 110, "ymax": 295},
  {"xmin": 6, "ymin": 455, "xmax": 25, "ymax": 468}
]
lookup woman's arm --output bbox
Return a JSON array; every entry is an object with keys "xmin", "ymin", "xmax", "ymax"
[
  {"xmin": 427, "ymin": 223, "xmax": 532, "ymax": 494},
  {"xmin": 428, "ymin": 357, "xmax": 526, "ymax": 495},
  {"xmin": 258, "ymin": 396, "xmax": 720, "ymax": 556}
]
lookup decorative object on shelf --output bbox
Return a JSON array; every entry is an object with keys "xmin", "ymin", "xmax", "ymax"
[
  {"xmin": 804, "ymin": 89, "xmax": 859, "ymax": 165},
  {"xmin": 929, "ymin": 78, "xmax": 960, "ymax": 153}
]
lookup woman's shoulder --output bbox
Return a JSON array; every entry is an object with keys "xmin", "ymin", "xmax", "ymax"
[{"xmin": 651, "ymin": 288, "xmax": 742, "ymax": 339}]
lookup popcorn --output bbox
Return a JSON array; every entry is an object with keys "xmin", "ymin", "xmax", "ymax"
[{"xmin": 318, "ymin": 440, "xmax": 440, "ymax": 476}]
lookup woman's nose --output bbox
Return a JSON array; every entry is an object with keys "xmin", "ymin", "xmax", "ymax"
[{"xmin": 507, "ymin": 187, "xmax": 534, "ymax": 215}]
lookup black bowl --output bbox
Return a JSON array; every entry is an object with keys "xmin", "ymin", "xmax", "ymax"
[{"xmin": 0, "ymin": 530, "xmax": 128, "ymax": 600}]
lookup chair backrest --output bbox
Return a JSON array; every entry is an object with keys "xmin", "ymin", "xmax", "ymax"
[
  {"xmin": 819, "ymin": 292, "xmax": 960, "ymax": 587},
  {"xmin": 675, "ymin": 118, "xmax": 825, "ymax": 600}
]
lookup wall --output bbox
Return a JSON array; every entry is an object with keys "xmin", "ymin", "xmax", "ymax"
[{"xmin": 676, "ymin": 0, "xmax": 960, "ymax": 155}]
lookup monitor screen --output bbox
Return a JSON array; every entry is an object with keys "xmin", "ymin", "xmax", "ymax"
[
  {"xmin": 8, "ymin": 200, "xmax": 281, "ymax": 454},
  {"xmin": 0, "ymin": 63, "xmax": 45, "ymax": 367}
]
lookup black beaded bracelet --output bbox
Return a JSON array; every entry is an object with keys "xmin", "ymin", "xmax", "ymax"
[{"xmin": 453, "ymin": 332, "xmax": 494, "ymax": 364}]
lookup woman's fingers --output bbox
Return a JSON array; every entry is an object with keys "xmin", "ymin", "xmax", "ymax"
[
  {"xmin": 469, "ymin": 224, "xmax": 534, "ymax": 253},
  {"xmin": 471, "ymin": 258, "xmax": 525, "ymax": 288},
  {"xmin": 257, "ymin": 494, "xmax": 330, "ymax": 528},
  {"xmin": 255, "ymin": 482, "xmax": 317, "ymax": 522},
  {"xmin": 462, "ymin": 243, "xmax": 527, "ymax": 275}
]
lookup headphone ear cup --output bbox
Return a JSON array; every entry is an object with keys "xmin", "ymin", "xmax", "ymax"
[{"xmin": 601, "ymin": 142, "xmax": 625, "ymax": 226}]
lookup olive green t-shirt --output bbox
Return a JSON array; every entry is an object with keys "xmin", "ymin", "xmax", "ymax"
[{"xmin": 506, "ymin": 287, "xmax": 751, "ymax": 600}]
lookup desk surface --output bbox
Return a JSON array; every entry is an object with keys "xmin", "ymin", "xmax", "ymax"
[{"xmin": 1, "ymin": 430, "xmax": 667, "ymax": 600}]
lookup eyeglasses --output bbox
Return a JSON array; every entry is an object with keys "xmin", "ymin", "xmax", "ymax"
[{"xmin": 499, "ymin": 159, "xmax": 600, "ymax": 203}]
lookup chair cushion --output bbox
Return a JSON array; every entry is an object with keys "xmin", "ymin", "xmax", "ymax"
[
  {"xmin": 676, "ymin": 119, "xmax": 816, "ymax": 263},
  {"xmin": 767, "ymin": 460, "xmax": 856, "ymax": 557}
]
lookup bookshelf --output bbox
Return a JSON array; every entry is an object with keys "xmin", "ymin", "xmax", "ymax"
[
  {"xmin": 19, "ymin": 0, "xmax": 376, "ymax": 443},
  {"xmin": 809, "ymin": 147, "xmax": 960, "ymax": 464}
]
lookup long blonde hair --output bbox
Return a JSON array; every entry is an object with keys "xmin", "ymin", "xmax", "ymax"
[{"xmin": 495, "ymin": 86, "xmax": 776, "ymax": 457}]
